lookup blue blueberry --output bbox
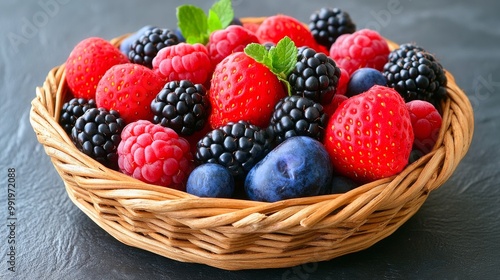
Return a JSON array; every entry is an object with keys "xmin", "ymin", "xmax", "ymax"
[
  {"xmin": 408, "ymin": 149, "xmax": 424, "ymax": 165},
  {"xmin": 174, "ymin": 28, "xmax": 186, "ymax": 43},
  {"xmin": 329, "ymin": 175, "xmax": 360, "ymax": 194},
  {"xmin": 244, "ymin": 136, "xmax": 333, "ymax": 202},
  {"xmin": 186, "ymin": 163, "xmax": 234, "ymax": 198},
  {"xmin": 119, "ymin": 25, "xmax": 157, "ymax": 56},
  {"xmin": 346, "ymin": 68, "xmax": 387, "ymax": 97}
]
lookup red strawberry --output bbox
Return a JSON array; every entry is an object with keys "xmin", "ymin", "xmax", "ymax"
[
  {"xmin": 152, "ymin": 43, "xmax": 211, "ymax": 86},
  {"xmin": 95, "ymin": 63, "xmax": 165, "ymax": 124},
  {"xmin": 208, "ymin": 51, "xmax": 286, "ymax": 129},
  {"xmin": 206, "ymin": 25, "xmax": 260, "ymax": 71},
  {"xmin": 323, "ymin": 85, "xmax": 414, "ymax": 182},
  {"xmin": 65, "ymin": 37, "xmax": 128, "ymax": 99},
  {"xmin": 256, "ymin": 15, "xmax": 322, "ymax": 53}
]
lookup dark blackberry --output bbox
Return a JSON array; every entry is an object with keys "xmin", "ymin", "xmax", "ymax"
[
  {"xmin": 288, "ymin": 47, "xmax": 341, "ymax": 104},
  {"xmin": 309, "ymin": 7, "xmax": 356, "ymax": 49},
  {"xmin": 59, "ymin": 98, "xmax": 97, "ymax": 135},
  {"xmin": 195, "ymin": 121, "xmax": 272, "ymax": 178},
  {"xmin": 128, "ymin": 27, "xmax": 180, "ymax": 68},
  {"xmin": 71, "ymin": 108, "xmax": 125, "ymax": 168},
  {"xmin": 151, "ymin": 80, "xmax": 210, "ymax": 136},
  {"xmin": 269, "ymin": 95, "xmax": 327, "ymax": 144},
  {"xmin": 383, "ymin": 43, "xmax": 447, "ymax": 106}
]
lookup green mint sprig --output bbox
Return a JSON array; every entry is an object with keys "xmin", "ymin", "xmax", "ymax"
[
  {"xmin": 177, "ymin": 0, "xmax": 234, "ymax": 45},
  {"xmin": 244, "ymin": 37, "xmax": 298, "ymax": 95}
]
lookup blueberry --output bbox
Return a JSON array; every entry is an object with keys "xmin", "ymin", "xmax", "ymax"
[
  {"xmin": 408, "ymin": 149, "xmax": 424, "ymax": 164},
  {"xmin": 186, "ymin": 163, "xmax": 234, "ymax": 198},
  {"xmin": 244, "ymin": 136, "xmax": 333, "ymax": 202},
  {"xmin": 174, "ymin": 28, "xmax": 186, "ymax": 43},
  {"xmin": 329, "ymin": 175, "xmax": 360, "ymax": 194},
  {"xmin": 120, "ymin": 25, "xmax": 157, "ymax": 56},
  {"xmin": 346, "ymin": 68, "xmax": 387, "ymax": 97}
]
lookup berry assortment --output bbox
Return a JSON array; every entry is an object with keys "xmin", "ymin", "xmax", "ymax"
[{"xmin": 59, "ymin": 0, "xmax": 448, "ymax": 202}]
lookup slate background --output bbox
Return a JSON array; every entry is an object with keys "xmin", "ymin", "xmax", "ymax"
[{"xmin": 1, "ymin": 0, "xmax": 499, "ymax": 279}]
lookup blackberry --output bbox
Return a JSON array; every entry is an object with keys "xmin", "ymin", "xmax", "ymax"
[
  {"xmin": 309, "ymin": 7, "xmax": 356, "ymax": 49},
  {"xmin": 128, "ymin": 27, "xmax": 180, "ymax": 68},
  {"xmin": 151, "ymin": 80, "xmax": 210, "ymax": 136},
  {"xmin": 59, "ymin": 98, "xmax": 97, "ymax": 134},
  {"xmin": 195, "ymin": 121, "xmax": 272, "ymax": 178},
  {"xmin": 71, "ymin": 108, "xmax": 125, "ymax": 168},
  {"xmin": 269, "ymin": 95, "xmax": 327, "ymax": 144},
  {"xmin": 383, "ymin": 43, "xmax": 447, "ymax": 106},
  {"xmin": 288, "ymin": 47, "xmax": 341, "ymax": 104}
]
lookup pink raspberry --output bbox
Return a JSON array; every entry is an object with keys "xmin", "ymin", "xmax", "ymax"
[
  {"xmin": 406, "ymin": 100, "xmax": 442, "ymax": 154},
  {"xmin": 117, "ymin": 120, "xmax": 194, "ymax": 190},
  {"xmin": 207, "ymin": 25, "xmax": 260, "ymax": 70},
  {"xmin": 329, "ymin": 29, "xmax": 390, "ymax": 75},
  {"xmin": 152, "ymin": 43, "xmax": 211, "ymax": 86}
]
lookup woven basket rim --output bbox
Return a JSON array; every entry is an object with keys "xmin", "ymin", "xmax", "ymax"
[{"xmin": 29, "ymin": 17, "xmax": 474, "ymax": 270}]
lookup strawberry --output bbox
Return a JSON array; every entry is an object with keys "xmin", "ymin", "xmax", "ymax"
[
  {"xmin": 95, "ymin": 63, "xmax": 165, "ymax": 124},
  {"xmin": 323, "ymin": 85, "xmax": 414, "ymax": 183},
  {"xmin": 208, "ymin": 37, "xmax": 298, "ymax": 129},
  {"xmin": 65, "ymin": 37, "xmax": 128, "ymax": 99},
  {"xmin": 208, "ymin": 52, "xmax": 285, "ymax": 129},
  {"xmin": 256, "ymin": 15, "xmax": 324, "ymax": 53}
]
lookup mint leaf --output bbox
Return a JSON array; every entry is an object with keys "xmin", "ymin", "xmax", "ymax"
[
  {"xmin": 176, "ymin": 0, "xmax": 234, "ymax": 45},
  {"xmin": 269, "ymin": 37, "xmax": 297, "ymax": 79},
  {"xmin": 177, "ymin": 5, "xmax": 208, "ymax": 44},
  {"xmin": 244, "ymin": 37, "xmax": 298, "ymax": 95},
  {"xmin": 244, "ymin": 43, "xmax": 269, "ymax": 64},
  {"xmin": 207, "ymin": 10, "xmax": 223, "ymax": 34},
  {"xmin": 210, "ymin": 0, "xmax": 234, "ymax": 28}
]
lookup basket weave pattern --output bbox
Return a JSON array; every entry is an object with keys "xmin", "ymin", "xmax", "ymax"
[{"xmin": 29, "ymin": 20, "xmax": 474, "ymax": 270}]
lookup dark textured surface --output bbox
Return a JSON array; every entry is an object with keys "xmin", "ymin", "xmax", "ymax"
[{"xmin": 1, "ymin": 0, "xmax": 499, "ymax": 279}]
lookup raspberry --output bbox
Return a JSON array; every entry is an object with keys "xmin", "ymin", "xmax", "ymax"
[
  {"xmin": 59, "ymin": 97, "xmax": 97, "ymax": 135},
  {"xmin": 288, "ymin": 47, "xmax": 341, "ymax": 104},
  {"xmin": 309, "ymin": 7, "xmax": 356, "ymax": 49},
  {"xmin": 152, "ymin": 43, "xmax": 212, "ymax": 86},
  {"xmin": 95, "ymin": 63, "xmax": 165, "ymax": 124},
  {"xmin": 128, "ymin": 27, "xmax": 180, "ymax": 68},
  {"xmin": 323, "ymin": 93, "xmax": 348, "ymax": 120},
  {"xmin": 406, "ymin": 100, "xmax": 442, "ymax": 154},
  {"xmin": 150, "ymin": 80, "xmax": 210, "ymax": 136},
  {"xmin": 65, "ymin": 37, "xmax": 128, "ymax": 99},
  {"xmin": 383, "ymin": 43, "xmax": 447, "ymax": 106},
  {"xmin": 117, "ymin": 120, "xmax": 193, "ymax": 190},
  {"xmin": 335, "ymin": 67, "xmax": 350, "ymax": 96},
  {"xmin": 206, "ymin": 25, "xmax": 260, "ymax": 71},
  {"xmin": 329, "ymin": 29, "xmax": 390, "ymax": 75},
  {"xmin": 71, "ymin": 108, "xmax": 125, "ymax": 169}
]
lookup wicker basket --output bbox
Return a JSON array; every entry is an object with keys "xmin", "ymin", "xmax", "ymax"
[{"xmin": 29, "ymin": 18, "xmax": 474, "ymax": 270}]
